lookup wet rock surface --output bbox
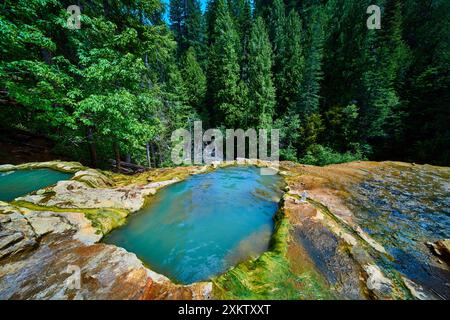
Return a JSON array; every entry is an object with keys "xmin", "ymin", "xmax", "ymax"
[
  {"xmin": 429, "ymin": 239, "xmax": 450, "ymax": 265},
  {"xmin": 290, "ymin": 207, "xmax": 365, "ymax": 299},
  {"xmin": 16, "ymin": 171, "xmax": 180, "ymax": 213},
  {"xmin": 0, "ymin": 160, "xmax": 449, "ymax": 299},
  {"xmin": 283, "ymin": 161, "xmax": 450, "ymax": 300},
  {"xmin": 0, "ymin": 231, "xmax": 210, "ymax": 299}
]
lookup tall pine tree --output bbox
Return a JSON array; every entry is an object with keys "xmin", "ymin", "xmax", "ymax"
[
  {"xmin": 300, "ymin": 6, "xmax": 326, "ymax": 115},
  {"xmin": 247, "ymin": 17, "xmax": 276, "ymax": 128},
  {"xmin": 185, "ymin": 0, "xmax": 206, "ymax": 62},
  {"xmin": 182, "ymin": 47, "xmax": 206, "ymax": 114},
  {"xmin": 230, "ymin": 0, "xmax": 252, "ymax": 81},
  {"xmin": 268, "ymin": 0, "xmax": 287, "ymax": 115},
  {"xmin": 280, "ymin": 10, "xmax": 305, "ymax": 115},
  {"xmin": 169, "ymin": 0, "xmax": 186, "ymax": 54},
  {"xmin": 207, "ymin": 0, "xmax": 245, "ymax": 127}
]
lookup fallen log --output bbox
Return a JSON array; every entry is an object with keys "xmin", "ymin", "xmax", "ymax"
[{"xmin": 109, "ymin": 159, "xmax": 147, "ymax": 173}]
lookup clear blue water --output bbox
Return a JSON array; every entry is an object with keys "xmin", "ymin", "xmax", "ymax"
[
  {"xmin": 0, "ymin": 169, "xmax": 73, "ymax": 202},
  {"xmin": 104, "ymin": 166, "xmax": 283, "ymax": 284}
]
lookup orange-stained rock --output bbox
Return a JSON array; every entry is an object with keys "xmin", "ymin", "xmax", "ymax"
[{"xmin": 0, "ymin": 232, "xmax": 211, "ymax": 300}]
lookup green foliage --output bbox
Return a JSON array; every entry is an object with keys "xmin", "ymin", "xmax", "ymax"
[
  {"xmin": 170, "ymin": 0, "xmax": 205, "ymax": 59},
  {"xmin": 169, "ymin": 0, "xmax": 185, "ymax": 52},
  {"xmin": 279, "ymin": 145, "xmax": 298, "ymax": 162},
  {"xmin": 299, "ymin": 144, "xmax": 365, "ymax": 166},
  {"xmin": 279, "ymin": 10, "xmax": 304, "ymax": 114},
  {"xmin": 324, "ymin": 104, "xmax": 360, "ymax": 152},
  {"xmin": 247, "ymin": 17, "xmax": 275, "ymax": 128},
  {"xmin": 298, "ymin": 113, "xmax": 325, "ymax": 153},
  {"xmin": 186, "ymin": 0, "xmax": 207, "ymax": 63},
  {"xmin": 207, "ymin": 0, "xmax": 245, "ymax": 127},
  {"xmin": 0, "ymin": 0, "xmax": 195, "ymax": 168},
  {"xmin": 182, "ymin": 47, "xmax": 206, "ymax": 112},
  {"xmin": 230, "ymin": 0, "xmax": 252, "ymax": 81},
  {"xmin": 0, "ymin": 0, "xmax": 448, "ymax": 168},
  {"xmin": 268, "ymin": 0, "xmax": 287, "ymax": 114},
  {"xmin": 300, "ymin": 7, "xmax": 326, "ymax": 115}
]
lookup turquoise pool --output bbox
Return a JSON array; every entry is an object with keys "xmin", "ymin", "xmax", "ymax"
[
  {"xmin": 0, "ymin": 168, "xmax": 73, "ymax": 202},
  {"xmin": 104, "ymin": 166, "xmax": 284, "ymax": 284}
]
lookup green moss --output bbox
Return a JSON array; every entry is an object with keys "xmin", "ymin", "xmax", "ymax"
[
  {"xmin": 11, "ymin": 200, "xmax": 129, "ymax": 236},
  {"xmin": 212, "ymin": 209, "xmax": 334, "ymax": 300},
  {"xmin": 84, "ymin": 208, "xmax": 128, "ymax": 235},
  {"xmin": 108, "ymin": 166, "xmax": 194, "ymax": 187}
]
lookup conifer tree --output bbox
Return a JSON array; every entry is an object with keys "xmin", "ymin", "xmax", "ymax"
[
  {"xmin": 230, "ymin": 0, "xmax": 253, "ymax": 81},
  {"xmin": 207, "ymin": 0, "xmax": 244, "ymax": 127},
  {"xmin": 268, "ymin": 0, "xmax": 287, "ymax": 115},
  {"xmin": 182, "ymin": 47, "xmax": 206, "ymax": 113},
  {"xmin": 280, "ymin": 10, "xmax": 305, "ymax": 114},
  {"xmin": 205, "ymin": 0, "xmax": 219, "ymax": 45},
  {"xmin": 359, "ymin": 0, "xmax": 408, "ymax": 141},
  {"xmin": 185, "ymin": 0, "xmax": 206, "ymax": 62},
  {"xmin": 300, "ymin": 7, "xmax": 326, "ymax": 115},
  {"xmin": 247, "ymin": 17, "xmax": 276, "ymax": 128},
  {"xmin": 169, "ymin": 0, "xmax": 186, "ymax": 53}
]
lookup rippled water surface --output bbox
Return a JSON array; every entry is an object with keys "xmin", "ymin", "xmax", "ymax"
[
  {"xmin": 0, "ymin": 169, "xmax": 73, "ymax": 202},
  {"xmin": 104, "ymin": 166, "xmax": 283, "ymax": 284}
]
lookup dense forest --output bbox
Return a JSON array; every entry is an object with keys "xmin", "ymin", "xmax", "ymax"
[{"xmin": 0, "ymin": 0, "xmax": 449, "ymax": 169}]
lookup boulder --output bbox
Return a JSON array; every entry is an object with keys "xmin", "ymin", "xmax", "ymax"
[{"xmin": 428, "ymin": 239, "xmax": 450, "ymax": 265}]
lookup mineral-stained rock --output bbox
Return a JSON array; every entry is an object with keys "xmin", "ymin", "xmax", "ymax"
[
  {"xmin": 0, "ymin": 203, "xmax": 104, "ymax": 260},
  {"xmin": 363, "ymin": 264, "xmax": 393, "ymax": 296},
  {"xmin": 282, "ymin": 161, "xmax": 450, "ymax": 300},
  {"xmin": 72, "ymin": 169, "xmax": 114, "ymax": 188},
  {"xmin": 0, "ymin": 231, "xmax": 24, "ymax": 250},
  {"xmin": 284, "ymin": 198, "xmax": 368, "ymax": 299},
  {"xmin": 0, "ymin": 164, "xmax": 16, "ymax": 172},
  {"xmin": 401, "ymin": 276, "xmax": 431, "ymax": 300},
  {"xmin": 428, "ymin": 239, "xmax": 450, "ymax": 265},
  {"xmin": 0, "ymin": 161, "xmax": 85, "ymax": 173},
  {"xmin": 24, "ymin": 210, "xmax": 101, "ymax": 244},
  {"xmin": 26, "ymin": 212, "xmax": 74, "ymax": 237},
  {"xmin": 0, "ymin": 232, "xmax": 211, "ymax": 300},
  {"xmin": 16, "ymin": 176, "xmax": 180, "ymax": 213},
  {"xmin": 0, "ymin": 206, "xmax": 37, "ymax": 260}
]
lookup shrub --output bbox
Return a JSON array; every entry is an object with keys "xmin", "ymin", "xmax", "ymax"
[
  {"xmin": 299, "ymin": 144, "xmax": 365, "ymax": 166},
  {"xmin": 280, "ymin": 145, "xmax": 298, "ymax": 162}
]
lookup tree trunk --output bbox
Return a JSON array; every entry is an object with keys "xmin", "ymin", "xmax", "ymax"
[
  {"xmin": 150, "ymin": 143, "xmax": 156, "ymax": 167},
  {"xmin": 146, "ymin": 142, "xmax": 151, "ymax": 168},
  {"xmin": 41, "ymin": 48, "xmax": 52, "ymax": 65},
  {"xmin": 86, "ymin": 127, "xmax": 97, "ymax": 168},
  {"xmin": 113, "ymin": 141, "xmax": 121, "ymax": 172},
  {"xmin": 157, "ymin": 143, "xmax": 162, "ymax": 167}
]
